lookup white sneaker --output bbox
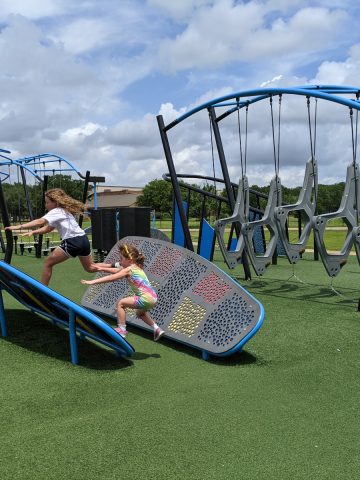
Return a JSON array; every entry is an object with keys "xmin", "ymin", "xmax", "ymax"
[{"xmin": 154, "ymin": 327, "xmax": 165, "ymax": 341}]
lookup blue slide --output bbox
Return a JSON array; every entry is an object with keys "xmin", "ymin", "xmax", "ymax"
[{"xmin": 0, "ymin": 261, "xmax": 134, "ymax": 365}]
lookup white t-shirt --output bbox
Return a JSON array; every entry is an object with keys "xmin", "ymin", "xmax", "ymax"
[{"xmin": 42, "ymin": 208, "xmax": 85, "ymax": 240}]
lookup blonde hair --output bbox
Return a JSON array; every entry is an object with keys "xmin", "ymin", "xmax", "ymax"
[
  {"xmin": 119, "ymin": 243, "xmax": 145, "ymax": 267},
  {"xmin": 45, "ymin": 188, "xmax": 86, "ymax": 215}
]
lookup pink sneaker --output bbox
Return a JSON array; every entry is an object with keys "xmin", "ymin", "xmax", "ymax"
[
  {"xmin": 114, "ymin": 327, "xmax": 128, "ymax": 338},
  {"xmin": 154, "ymin": 327, "xmax": 165, "ymax": 342}
]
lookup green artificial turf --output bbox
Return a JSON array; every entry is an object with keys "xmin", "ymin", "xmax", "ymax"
[{"xmin": 0, "ymin": 252, "xmax": 359, "ymax": 479}]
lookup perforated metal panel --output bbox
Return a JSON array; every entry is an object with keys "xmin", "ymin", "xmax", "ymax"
[{"xmin": 82, "ymin": 236, "xmax": 265, "ymax": 358}]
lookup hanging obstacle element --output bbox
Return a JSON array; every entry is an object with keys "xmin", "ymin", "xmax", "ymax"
[
  {"xmin": 313, "ymin": 98, "xmax": 359, "ymax": 277},
  {"xmin": 275, "ymin": 157, "xmax": 318, "ymax": 264},
  {"xmin": 242, "ymin": 175, "xmax": 282, "ymax": 276},
  {"xmin": 214, "ymin": 175, "xmax": 248, "ymax": 269},
  {"xmin": 313, "ymin": 162, "xmax": 359, "ymax": 277},
  {"xmin": 0, "ymin": 261, "xmax": 134, "ymax": 365},
  {"xmin": 214, "ymin": 98, "xmax": 274, "ymax": 273},
  {"xmin": 354, "ymin": 226, "xmax": 360, "ymax": 264},
  {"xmin": 240, "ymin": 94, "xmax": 284, "ymax": 275},
  {"xmin": 275, "ymin": 97, "xmax": 318, "ymax": 265},
  {"xmin": 82, "ymin": 236, "xmax": 265, "ymax": 360},
  {"xmin": 214, "ymin": 100, "xmax": 251, "ymax": 270}
]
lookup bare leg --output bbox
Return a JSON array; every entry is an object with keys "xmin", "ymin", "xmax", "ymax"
[
  {"xmin": 136, "ymin": 309, "xmax": 155, "ymax": 328},
  {"xmin": 41, "ymin": 247, "xmax": 68, "ymax": 285},
  {"xmin": 116, "ymin": 297, "xmax": 137, "ymax": 327},
  {"xmin": 137, "ymin": 309, "xmax": 164, "ymax": 341},
  {"xmin": 79, "ymin": 254, "xmax": 98, "ymax": 273},
  {"xmin": 116, "ymin": 300, "xmax": 164, "ymax": 341}
]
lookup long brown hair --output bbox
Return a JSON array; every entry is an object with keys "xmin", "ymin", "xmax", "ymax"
[
  {"xmin": 45, "ymin": 188, "xmax": 86, "ymax": 215},
  {"xmin": 119, "ymin": 243, "xmax": 145, "ymax": 267}
]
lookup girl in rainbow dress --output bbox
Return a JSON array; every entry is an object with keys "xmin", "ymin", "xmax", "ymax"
[{"xmin": 81, "ymin": 243, "xmax": 164, "ymax": 341}]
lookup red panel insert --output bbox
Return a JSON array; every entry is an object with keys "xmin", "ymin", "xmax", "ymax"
[
  {"xmin": 148, "ymin": 247, "xmax": 183, "ymax": 278},
  {"xmin": 192, "ymin": 271, "xmax": 232, "ymax": 304}
]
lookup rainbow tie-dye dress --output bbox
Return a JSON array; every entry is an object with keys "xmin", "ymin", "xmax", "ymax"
[{"xmin": 127, "ymin": 265, "xmax": 158, "ymax": 310}]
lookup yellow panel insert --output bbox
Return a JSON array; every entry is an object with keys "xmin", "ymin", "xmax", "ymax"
[{"xmin": 168, "ymin": 297, "xmax": 206, "ymax": 337}]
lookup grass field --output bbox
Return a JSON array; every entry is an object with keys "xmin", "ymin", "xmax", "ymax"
[{"xmin": 0, "ymin": 248, "xmax": 359, "ymax": 479}]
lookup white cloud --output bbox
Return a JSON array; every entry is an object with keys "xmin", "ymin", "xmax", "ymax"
[
  {"xmin": 157, "ymin": 3, "xmax": 348, "ymax": 72},
  {"xmin": 147, "ymin": 0, "xmax": 211, "ymax": 20},
  {"xmin": 246, "ymin": 7, "xmax": 347, "ymax": 59},
  {"xmin": 158, "ymin": 1, "xmax": 262, "ymax": 70},
  {"xmin": 0, "ymin": 1, "xmax": 359, "ymax": 189},
  {"xmin": 0, "ymin": 0, "xmax": 64, "ymax": 20},
  {"xmin": 313, "ymin": 44, "xmax": 360, "ymax": 86},
  {"xmin": 51, "ymin": 19, "xmax": 111, "ymax": 55}
]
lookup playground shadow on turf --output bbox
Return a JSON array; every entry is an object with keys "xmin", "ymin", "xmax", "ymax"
[
  {"xmin": 131, "ymin": 351, "xmax": 161, "ymax": 360},
  {"xmin": 243, "ymin": 277, "xmax": 359, "ymax": 309},
  {"xmin": 2, "ymin": 310, "xmax": 267, "ymax": 368},
  {"xmin": 1, "ymin": 309, "xmax": 142, "ymax": 370},
  {"xmin": 127, "ymin": 324, "xmax": 263, "ymax": 367}
]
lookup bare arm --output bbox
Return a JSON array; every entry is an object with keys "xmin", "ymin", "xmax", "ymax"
[
  {"xmin": 92, "ymin": 265, "xmax": 121, "ymax": 274},
  {"xmin": 81, "ymin": 266, "xmax": 131, "ymax": 285},
  {"xmin": 94, "ymin": 262, "xmax": 113, "ymax": 268},
  {"xmin": 5, "ymin": 218, "xmax": 46, "ymax": 231},
  {"xmin": 31, "ymin": 225, "xmax": 55, "ymax": 236}
]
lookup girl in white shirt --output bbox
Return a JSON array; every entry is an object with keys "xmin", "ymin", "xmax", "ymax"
[{"xmin": 6, "ymin": 188, "xmax": 97, "ymax": 285}]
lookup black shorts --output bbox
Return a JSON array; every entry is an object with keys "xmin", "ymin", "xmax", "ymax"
[{"xmin": 59, "ymin": 235, "xmax": 91, "ymax": 258}]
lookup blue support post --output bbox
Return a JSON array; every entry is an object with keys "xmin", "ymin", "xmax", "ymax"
[
  {"xmin": 173, "ymin": 199, "xmax": 188, "ymax": 247},
  {"xmin": 198, "ymin": 219, "xmax": 216, "ymax": 260},
  {"xmin": 202, "ymin": 350, "xmax": 210, "ymax": 361},
  {"xmin": 93, "ymin": 181, "xmax": 98, "ymax": 209},
  {"xmin": 0, "ymin": 287, "xmax": 7, "ymax": 337},
  {"xmin": 69, "ymin": 309, "xmax": 79, "ymax": 365}
]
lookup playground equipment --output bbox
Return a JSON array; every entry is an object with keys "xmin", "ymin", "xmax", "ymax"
[
  {"xmin": 313, "ymin": 163, "xmax": 359, "ymax": 276},
  {"xmin": 163, "ymin": 172, "xmax": 269, "ymax": 272},
  {"xmin": 157, "ymin": 85, "xmax": 360, "ymax": 282},
  {"xmin": 82, "ymin": 236, "xmax": 264, "ymax": 360},
  {"xmin": 214, "ymin": 174, "xmax": 249, "ymax": 269},
  {"xmin": 0, "ymin": 151, "xmax": 105, "ymax": 262},
  {"xmin": 0, "ymin": 261, "xmax": 134, "ymax": 365},
  {"xmin": 275, "ymin": 156, "xmax": 318, "ymax": 264},
  {"xmin": 354, "ymin": 226, "xmax": 360, "ymax": 264}
]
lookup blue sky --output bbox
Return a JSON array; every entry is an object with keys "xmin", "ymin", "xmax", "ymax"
[{"xmin": 1, "ymin": 0, "xmax": 360, "ymax": 187}]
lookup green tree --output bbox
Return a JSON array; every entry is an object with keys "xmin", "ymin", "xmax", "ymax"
[
  {"xmin": 2, "ymin": 174, "xmax": 88, "ymax": 224},
  {"xmin": 136, "ymin": 179, "xmax": 173, "ymax": 218},
  {"xmin": 3, "ymin": 182, "xmax": 27, "ymax": 222},
  {"xmin": 316, "ymin": 183, "xmax": 344, "ymax": 214},
  {"xmin": 47, "ymin": 174, "xmax": 85, "ymax": 200},
  {"xmin": 187, "ymin": 182, "xmax": 222, "ymax": 221}
]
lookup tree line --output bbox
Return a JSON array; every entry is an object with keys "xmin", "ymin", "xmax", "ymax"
[
  {"xmin": 136, "ymin": 178, "xmax": 349, "ymax": 220},
  {"xmin": 3, "ymin": 175, "xmax": 85, "ymax": 222},
  {"xmin": 2, "ymin": 175, "xmax": 351, "ymax": 223}
]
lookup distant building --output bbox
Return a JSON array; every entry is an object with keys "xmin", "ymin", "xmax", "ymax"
[{"xmin": 86, "ymin": 185, "xmax": 143, "ymax": 208}]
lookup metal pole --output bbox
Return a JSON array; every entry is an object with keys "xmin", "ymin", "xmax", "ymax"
[
  {"xmin": 157, "ymin": 115, "xmax": 194, "ymax": 251},
  {"xmin": 79, "ymin": 170, "xmax": 90, "ymax": 228},
  {"xmin": 20, "ymin": 166, "xmax": 34, "ymax": 220},
  {"xmin": 36, "ymin": 175, "xmax": 48, "ymax": 259},
  {"xmin": 208, "ymin": 107, "xmax": 235, "ymax": 208},
  {"xmin": 0, "ymin": 180, "xmax": 13, "ymax": 263},
  {"xmin": 208, "ymin": 107, "xmax": 251, "ymax": 280}
]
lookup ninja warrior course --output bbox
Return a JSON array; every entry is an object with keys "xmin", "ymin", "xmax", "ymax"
[{"xmin": 1, "ymin": 84, "xmax": 359, "ymax": 364}]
